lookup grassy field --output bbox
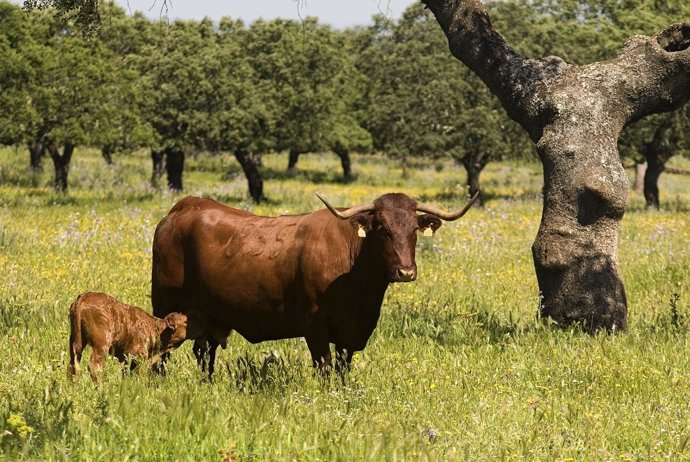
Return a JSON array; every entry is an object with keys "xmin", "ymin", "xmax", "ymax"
[{"xmin": 0, "ymin": 147, "xmax": 689, "ymax": 461}]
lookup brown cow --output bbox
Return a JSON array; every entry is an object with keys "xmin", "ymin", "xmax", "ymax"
[
  {"xmin": 152, "ymin": 192, "xmax": 478, "ymax": 377},
  {"xmin": 68, "ymin": 292, "xmax": 198, "ymax": 381}
]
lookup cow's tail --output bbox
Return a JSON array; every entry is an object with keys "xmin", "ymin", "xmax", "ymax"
[{"xmin": 68, "ymin": 295, "xmax": 85, "ymax": 378}]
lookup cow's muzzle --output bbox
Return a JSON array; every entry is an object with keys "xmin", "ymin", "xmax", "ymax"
[{"xmin": 391, "ymin": 267, "xmax": 417, "ymax": 283}]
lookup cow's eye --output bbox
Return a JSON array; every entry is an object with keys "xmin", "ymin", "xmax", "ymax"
[{"xmin": 376, "ymin": 224, "xmax": 389, "ymax": 237}]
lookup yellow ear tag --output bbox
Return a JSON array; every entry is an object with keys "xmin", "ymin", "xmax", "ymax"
[
  {"xmin": 423, "ymin": 227, "xmax": 433, "ymax": 237},
  {"xmin": 357, "ymin": 227, "xmax": 366, "ymax": 238}
]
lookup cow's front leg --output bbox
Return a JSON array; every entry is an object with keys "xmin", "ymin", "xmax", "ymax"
[
  {"xmin": 152, "ymin": 352, "xmax": 169, "ymax": 376},
  {"xmin": 304, "ymin": 327, "xmax": 332, "ymax": 375},
  {"xmin": 335, "ymin": 345, "xmax": 354, "ymax": 377}
]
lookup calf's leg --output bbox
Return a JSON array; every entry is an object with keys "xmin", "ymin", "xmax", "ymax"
[
  {"xmin": 88, "ymin": 346, "xmax": 109, "ymax": 382},
  {"xmin": 68, "ymin": 333, "xmax": 84, "ymax": 377}
]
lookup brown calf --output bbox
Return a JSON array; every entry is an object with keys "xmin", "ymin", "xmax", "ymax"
[{"xmin": 68, "ymin": 292, "xmax": 196, "ymax": 380}]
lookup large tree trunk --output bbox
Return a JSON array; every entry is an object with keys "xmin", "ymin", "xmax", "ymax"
[
  {"xmin": 151, "ymin": 150, "xmax": 165, "ymax": 188},
  {"xmin": 642, "ymin": 118, "xmax": 677, "ymax": 209},
  {"xmin": 47, "ymin": 141, "xmax": 74, "ymax": 193},
  {"xmin": 422, "ymin": 0, "xmax": 690, "ymax": 331},
  {"xmin": 234, "ymin": 147, "xmax": 265, "ymax": 203},
  {"xmin": 333, "ymin": 145, "xmax": 353, "ymax": 181},
  {"xmin": 164, "ymin": 147, "xmax": 184, "ymax": 191}
]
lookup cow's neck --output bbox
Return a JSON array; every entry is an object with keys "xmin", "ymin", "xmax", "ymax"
[{"xmin": 351, "ymin": 235, "xmax": 389, "ymax": 293}]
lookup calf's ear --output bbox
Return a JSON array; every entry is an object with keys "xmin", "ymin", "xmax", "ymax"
[
  {"xmin": 349, "ymin": 213, "xmax": 374, "ymax": 237},
  {"xmin": 418, "ymin": 214, "xmax": 442, "ymax": 235},
  {"xmin": 164, "ymin": 313, "xmax": 180, "ymax": 330}
]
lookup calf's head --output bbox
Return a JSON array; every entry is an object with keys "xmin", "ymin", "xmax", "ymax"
[
  {"xmin": 158, "ymin": 312, "xmax": 203, "ymax": 351},
  {"xmin": 318, "ymin": 191, "xmax": 478, "ymax": 283}
]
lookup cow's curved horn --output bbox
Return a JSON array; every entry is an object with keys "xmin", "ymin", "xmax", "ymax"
[
  {"xmin": 415, "ymin": 191, "xmax": 480, "ymax": 221},
  {"xmin": 316, "ymin": 193, "xmax": 375, "ymax": 220}
]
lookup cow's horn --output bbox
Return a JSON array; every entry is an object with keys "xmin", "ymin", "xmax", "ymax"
[
  {"xmin": 316, "ymin": 193, "xmax": 375, "ymax": 220},
  {"xmin": 415, "ymin": 191, "xmax": 480, "ymax": 221}
]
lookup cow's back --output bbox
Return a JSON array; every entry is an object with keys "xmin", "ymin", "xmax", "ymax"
[{"xmin": 152, "ymin": 197, "xmax": 249, "ymax": 318}]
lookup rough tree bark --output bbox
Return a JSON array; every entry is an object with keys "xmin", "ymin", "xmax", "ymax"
[
  {"xmin": 234, "ymin": 147, "xmax": 265, "ymax": 203},
  {"xmin": 164, "ymin": 147, "xmax": 184, "ymax": 191},
  {"xmin": 422, "ymin": 0, "xmax": 690, "ymax": 331},
  {"xmin": 641, "ymin": 118, "xmax": 678, "ymax": 209},
  {"xmin": 46, "ymin": 141, "xmax": 74, "ymax": 193}
]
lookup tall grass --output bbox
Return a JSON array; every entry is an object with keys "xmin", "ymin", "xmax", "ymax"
[{"xmin": 0, "ymin": 148, "xmax": 688, "ymax": 460}]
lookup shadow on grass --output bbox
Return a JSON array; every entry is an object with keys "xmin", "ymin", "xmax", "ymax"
[{"xmin": 258, "ymin": 166, "xmax": 355, "ymax": 185}]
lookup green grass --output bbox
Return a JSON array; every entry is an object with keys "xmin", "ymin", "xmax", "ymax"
[{"xmin": 0, "ymin": 147, "xmax": 689, "ymax": 461}]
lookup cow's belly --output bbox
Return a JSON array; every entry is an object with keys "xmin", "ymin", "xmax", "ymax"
[
  {"xmin": 232, "ymin": 310, "xmax": 304, "ymax": 343},
  {"xmin": 198, "ymin": 282, "xmax": 304, "ymax": 343}
]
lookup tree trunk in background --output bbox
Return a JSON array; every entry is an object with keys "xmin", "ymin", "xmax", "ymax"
[
  {"xmin": 151, "ymin": 150, "xmax": 165, "ymax": 188},
  {"xmin": 633, "ymin": 162, "xmax": 646, "ymax": 194},
  {"xmin": 423, "ymin": 0, "xmax": 690, "ymax": 331},
  {"xmin": 462, "ymin": 154, "xmax": 489, "ymax": 207},
  {"xmin": 333, "ymin": 145, "xmax": 353, "ymax": 181},
  {"xmin": 644, "ymin": 161, "xmax": 663, "ymax": 209},
  {"xmin": 234, "ymin": 147, "xmax": 265, "ymax": 203},
  {"xmin": 642, "ymin": 118, "xmax": 677, "ymax": 209},
  {"xmin": 47, "ymin": 141, "xmax": 74, "ymax": 193},
  {"xmin": 29, "ymin": 139, "xmax": 44, "ymax": 173},
  {"xmin": 287, "ymin": 149, "xmax": 301, "ymax": 174},
  {"xmin": 165, "ymin": 147, "xmax": 184, "ymax": 191},
  {"xmin": 101, "ymin": 145, "xmax": 114, "ymax": 165}
]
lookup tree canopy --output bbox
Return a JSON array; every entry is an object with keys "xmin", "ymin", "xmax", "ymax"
[{"xmin": 3, "ymin": 0, "xmax": 688, "ymax": 197}]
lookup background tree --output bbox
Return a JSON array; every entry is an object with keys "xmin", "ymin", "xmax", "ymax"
[
  {"xmin": 138, "ymin": 19, "xmax": 216, "ymax": 191},
  {"xmin": 8, "ymin": 9, "xmax": 118, "ymax": 192},
  {"xmin": 92, "ymin": 7, "xmax": 157, "ymax": 165},
  {"xmin": 359, "ymin": 4, "xmax": 529, "ymax": 198},
  {"xmin": 620, "ymin": 107, "xmax": 690, "ymax": 208},
  {"xmin": 246, "ymin": 18, "xmax": 369, "ymax": 180}
]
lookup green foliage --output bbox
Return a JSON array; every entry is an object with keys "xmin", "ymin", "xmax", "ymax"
[{"xmin": 0, "ymin": 147, "xmax": 689, "ymax": 460}]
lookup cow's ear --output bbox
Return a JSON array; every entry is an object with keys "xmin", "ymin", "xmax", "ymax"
[
  {"xmin": 349, "ymin": 213, "xmax": 374, "ymax": 237},
  {"xmin": 418, "ymin": 214, "xmax": 442, "ymax": 235}
]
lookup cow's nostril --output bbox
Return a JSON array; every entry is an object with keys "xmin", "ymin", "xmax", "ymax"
[{"xmin": 397, "ymin": 268, "xmax": 416, "ymax": 281}]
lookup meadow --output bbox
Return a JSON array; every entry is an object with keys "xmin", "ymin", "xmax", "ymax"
[{"xmin": 0, "ymin": 147, "xmax": 689, "ymax": 461}]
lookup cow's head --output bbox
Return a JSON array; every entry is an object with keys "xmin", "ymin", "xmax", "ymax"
[{"xmin": 317, "ymin": 191, "xmax": 479, "ymax": 283}]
